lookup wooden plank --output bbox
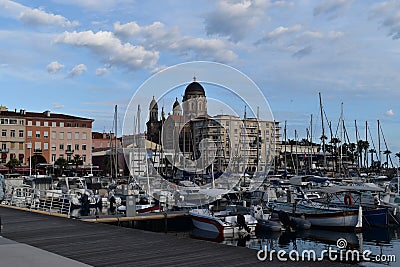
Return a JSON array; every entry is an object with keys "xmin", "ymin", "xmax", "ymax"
[{"xmin": 0, "ymin": 206, "xmax": 342, "ymax": 267}]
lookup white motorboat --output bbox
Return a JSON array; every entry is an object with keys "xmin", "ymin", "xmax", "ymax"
[{"xmin": 189, "ymin": 205, "xmax": 257, "ymax": 237}]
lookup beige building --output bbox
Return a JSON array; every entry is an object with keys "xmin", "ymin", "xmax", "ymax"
[
  {"xmin": 0, "ymin": 106, "xmax": 26, "ymax": 164},
  {"xmin": 0, "ymin": 106, "xmax": 94, "ymax": 173}
]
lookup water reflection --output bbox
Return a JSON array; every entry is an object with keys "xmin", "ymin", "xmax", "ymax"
[{"xmin": 190, "ymin": 226, "xmax": 400, "ymax": 265}]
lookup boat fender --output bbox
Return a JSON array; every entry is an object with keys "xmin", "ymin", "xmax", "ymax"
[{"xmin": 344, "ymin": 194, "xmax": 354, "ymax": 206}]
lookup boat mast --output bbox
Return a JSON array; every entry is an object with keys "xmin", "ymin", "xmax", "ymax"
[
  {"xmin": 319, "ymin": 92, "xmax": 326, "ymax": 170},
  {"xmin": 378, "ymin": 120, "xmax": 381, "ymax": 167},
  {"xmin": 114, "ymin": 105, "xmax": 118, "ymax": 180},
  {"xmin": 365, "ymin": 121, "xmax": 368, "ymax": 169},
  {"xmin": 310, "ymin": 114, "xmax": 313, "ymax": 171},
  {"xmin": 339, "ymin": 102, "xmax": 343, "ymax": 176}
]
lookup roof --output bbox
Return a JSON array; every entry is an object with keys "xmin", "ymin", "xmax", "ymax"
[
  {"xmin": 184, "ymin": 81, "xmax": 205, "ymax": 97},
  {"xmin": 0, "ymin": 110, "xmax": 93, "ymax": 121}
]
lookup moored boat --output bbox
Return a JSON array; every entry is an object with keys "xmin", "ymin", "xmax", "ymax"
[{"xmin": 189, "ymin": 205, "xmax": 257, "ymax": 237}]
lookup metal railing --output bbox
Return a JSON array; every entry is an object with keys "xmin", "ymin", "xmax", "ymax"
[{"xmin": 3, "ymin": 187, "xmax": 71, "ymax": 217}]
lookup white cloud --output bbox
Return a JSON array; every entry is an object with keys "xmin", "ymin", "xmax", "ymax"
[
  {"xmin": 255, "ymin": 24, "xmax": 302, "ymax": 44},
  {"xmin": 53, "ymin": 103, "xmax": 65, "ymax": 109},
  {"xmin": 371, "ymin": 1, "xmax": 400, "ymax": 40},
  {"xmin": 0, "ymin": 0, "xmax": 78, "ymax": 27},
  {"xmin": 114, "ymin": 21, "xmax": 237, "ymax": 62},
  {"xmin": 151, "ymin": 65, "xmax": 168, "ymax": 74},
  {"xmin": 385, "ymin": 109, "xmax": 395, "ymax": 116},
  {"xmin": 51, "ymin": 0, "xmax": 135, "ymax": 11},
  {"xmin": 67, "ymin": 64, "xmax": 87, "ymax": 78},
  {"xmin": 314, "ymin": 0, "xmax": 353, "ymax": 19},
  {"xmin": 95, "ymin": 67, "xmax": 109, "ymax": 76},
  {"xmin": 204, "ymin": 0, "xmax": 270, "ymax": 42},
  {"xmin": 46, "ymin": 61, "xmax": 64, "ymax": 74},
  {"xmin": 55, "ymin": 30, "xmax": 159, "ymax": 71}
]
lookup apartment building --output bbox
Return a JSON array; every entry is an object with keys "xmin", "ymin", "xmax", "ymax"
[{"xmin": 0, "ymin": 106, "xmax": 93, "ymax": 168}]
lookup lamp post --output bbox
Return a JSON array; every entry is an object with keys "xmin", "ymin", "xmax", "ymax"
[{"xmin": 27, "ymin": 142, "xmax": 32, "ymax": 177}]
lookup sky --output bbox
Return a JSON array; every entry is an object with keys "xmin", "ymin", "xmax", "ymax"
[{"xmin": 1, "ymin": 0, "xmax": 400, "ymax": 159}]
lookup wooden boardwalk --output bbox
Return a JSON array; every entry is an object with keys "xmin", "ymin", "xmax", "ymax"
[{"xmin": 0, "ymin": 206, "xmax": 342, "ymax": 267}]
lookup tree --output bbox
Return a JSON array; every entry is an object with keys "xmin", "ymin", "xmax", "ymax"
[
  {"xmin": 6, "ymin": 158, "xmax": 21, "ymax": 173},
  {"xmin": 71, "ymin": 155, "xmax": 83, "ymax": 170},
  {"xmin": 383, "ymin": 149, "xmax": 392, "ymax": 170},
  {"xmin": 369, "ymin": 149, "xmax": 376, "ymax": 169},
  {"xmin": 396, "ymin": 152, "xmax": 400, "ymax": 168},
  {"xmin": 54, "ymin": 157, "xmax": 68, "ymax": 176}
]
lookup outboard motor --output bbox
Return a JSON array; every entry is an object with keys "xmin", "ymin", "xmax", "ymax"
[
  {"xmin": 237, "ymin": 214, "xmax": 250, "ymax": 233},
  {"xmin": 278, "ymin": 210, "xmax": 297, "ymax": 230}
]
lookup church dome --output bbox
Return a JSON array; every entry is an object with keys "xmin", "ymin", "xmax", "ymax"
[
  {"xmin": 184, "ymin": 77, "xmax": 205, "ymax": 97},
  {"xmin": 173, "ymin": 97, "xmax": 180, "ymax": 109},
  {"xmin": 149, "ymin": 96, "xmax": 158, "ymax": 110}
]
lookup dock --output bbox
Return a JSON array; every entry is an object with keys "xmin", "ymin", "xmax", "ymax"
[{"xmin": 0, "ymin": 206, "xmax": 342, "ymax": 266}]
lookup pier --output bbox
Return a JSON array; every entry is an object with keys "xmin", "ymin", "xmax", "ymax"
[{"xmin": 0, "ymin": 205, "xmax": 344, "ymax": 266}]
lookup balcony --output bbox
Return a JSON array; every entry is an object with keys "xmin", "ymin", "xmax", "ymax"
[{"xmin": 0, "ymin": 148, "xmax": 9, "ymax": 153}]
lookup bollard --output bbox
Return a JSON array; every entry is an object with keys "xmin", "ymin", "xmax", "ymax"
[{"xmin": 164, "ymin": 212, "xmax": 168, "ymax": 233}]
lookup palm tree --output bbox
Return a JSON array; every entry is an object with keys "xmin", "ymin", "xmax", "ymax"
[
  {"xmin": 362, "ymin": 141, "xmax": 369, "ymax": 168},
  {"xmin": 383, "ymin": 149, "xmax": 392, "ymax": 170},
  {"xmin": 71, "ymin": 155, "xmax": 83, "ymax": 170},
  {"xmin": 6, "ymin": 158, "xmax": 20, "ymax": 173},
  {"xmin": 396, "ymin": 152, "xmax": 400, "ymax": 167},
  {"xmin": 54, "ymin": 157, "xmax": 68, "ymax": 176},
  {"xmin": 369, "ymin": 149, "xmax": 376, "ymax": 168}
]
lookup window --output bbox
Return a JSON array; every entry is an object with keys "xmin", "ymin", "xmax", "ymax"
[
  {"xmin": 66, "ymin": 122, "xmax": 72, "ymax": 127},
  {"xmin": 44, "ymin": 131, "xmax": 48, "ymax": 138},
  {"xmin": 82, "ymin": 133, "xmax": 87, "ymax": 140},
  {"xmin": 1, "ymin": 143, "xmax": 6, "ymax": 150},
  {"xmin": 60, "ymin": 132, "xmax": 64, "ymax": 139},
  {"xmin": 34, "ymin": 142, "xmax": 41, "ymax": 150},
  {"xmin": 19, "ymin": 130, "xmax": 23, "ymax": 138},
  {"xmin": 1, "ymin": 118, "xmax": 8, "ymax": 124},
  {"xmin": 9, "ymin": 119, "xmax": 17, "ymax": 124},
  {"xmin": 44, "ymin": 143, "xmax": 48, "ymax": 150},
  {"xmin": 59, "ymin": 155, "xmax": 64, "ymax": 159},
  {"xmin": 51, "ymin": 144, "xmax": 56, "ymax": 151},
  {"xmin": 75, "ymin": 123, "xmax": 79, "ymax": 127},
  {"xmin": 1, "ymin": 130, "xmax": 6, "ymax": 137},
  {"xmin": 27, "ymin": 131, "xmax": 32, "ymax": 138},
  {"xmin": 19, "ymin": 143, "xmax": 23, "ymax": 150},
  {"xmin": 67, "ymin": 132, "xmax": 72, "ymax": 140},
  {"xmin": 27, "ymin": 121, "xmax": 32, "ymax": 126},
  {"xmin": 59, "ymin": 144, "xmax": 64, "ymax": 150},
  {"xmin": 82, "ymin": 123, "xmax": 87, "ymax": 128},
  {"xmin": 27, "ymin": 142, "xmax": 32, "ymax": 149},
  {"xmin": 36, "ymin": 121, "xmax": 40, "ymax": 126},
  {"xmin": 75, "ymin": 144, "xmax": 79, "ymax": 150},
  {"xmin": 52, "ymin": 122, "xmax": 56, "ymax": 127},
  {"xmin": 82, "ymin": 155, "xmax": 86, "ymax": 163},
  {"xmin": 51, "ymin": 154, "xmax": 56, "ymax": 162},
  {"xmin": 60, "ymin": 122, "xmax": 64, "ymax": 127},
  {"xmin": 67, "ymin": 144, "xmax": 72, "ymax": 151},
  {"xmin": 51, "ymin": 131, "xmax": 56, "ymax": 139},
  {"xmin": 19, "ymin": 120, "xmax": 24, "ymax": 125},
  {"xmin": 82, "ymin": 144, "xmax": 87, "ymax": 151},
  {"xmin": 10, "ymin": 130, "xmax": 15, "ymax": 138},
  {"xmin": 44, "ymin": 121, "xmax": 49, "ymax": 127},
  {"xmin": 75, "ymin": 132, "xmax": 79, "ymax": 140},
  {"xmin": 67, "ymin": 155, "xmax": 72, "ymax": 161},
  {"xmin": 10, "ymin": 142, "xmax": 15, "ymax": 149},
  {"xmin": 35, "ymin": 131, "xmax": 40, "ymax": 138}
]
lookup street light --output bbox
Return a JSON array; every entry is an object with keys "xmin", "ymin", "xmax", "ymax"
[{"xmin": 26, "ymin": 142, "xmax": 32, "ymax": 177}]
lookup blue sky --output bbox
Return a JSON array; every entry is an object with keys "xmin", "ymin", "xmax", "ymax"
[{"xmin": 1, "ymin": 0, "xmax": 400, "ymax": 158}]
